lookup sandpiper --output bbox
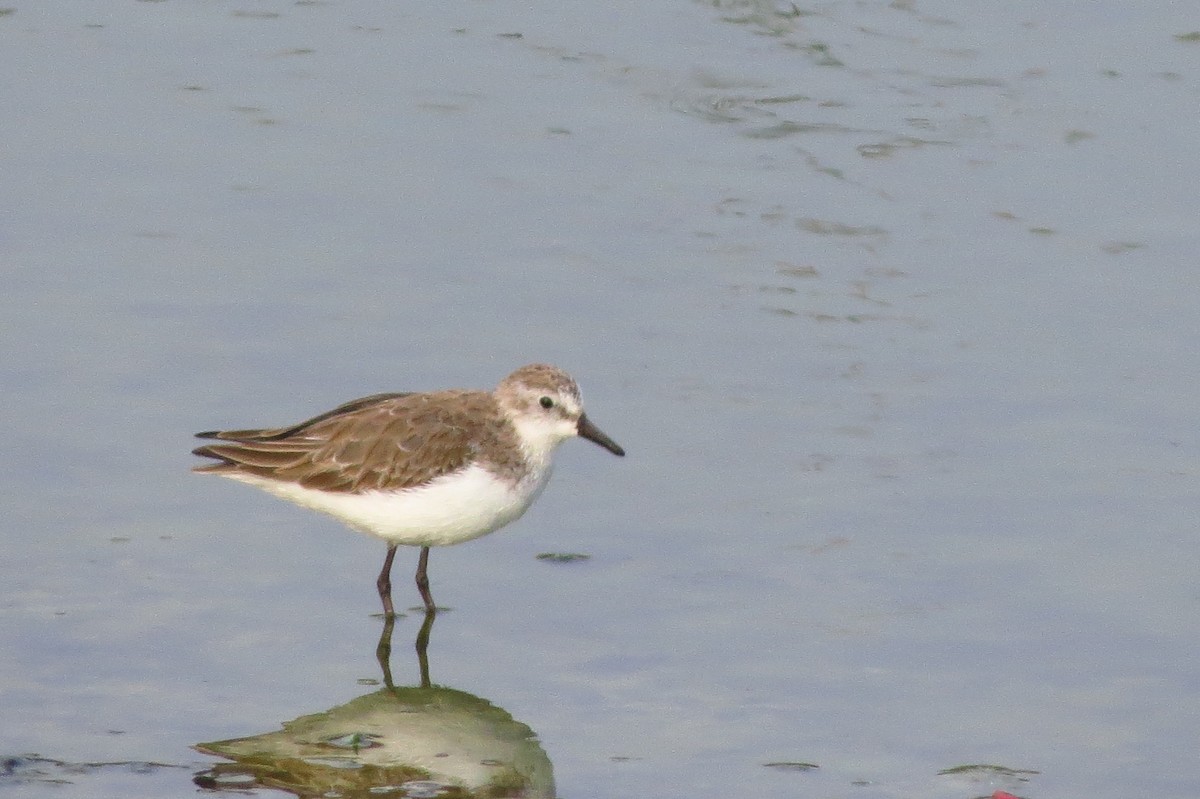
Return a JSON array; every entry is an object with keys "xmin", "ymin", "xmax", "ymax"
[{"xmin": 192, "ymin": 363, "xmax": 624, "ymax": 615}]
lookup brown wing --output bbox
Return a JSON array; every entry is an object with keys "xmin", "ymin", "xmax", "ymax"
[
  {"xmin": 192, "ymin": 391, "xmax": 493, "ymax": 493},
  {"xmin": 193, "ymin": 392, "xmax": 414, "ymax": 442}
]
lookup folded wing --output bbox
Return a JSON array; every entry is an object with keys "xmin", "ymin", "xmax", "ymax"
[{"xmin": 192, "ymin": 392, "xmax": 482, "ymax": 493}]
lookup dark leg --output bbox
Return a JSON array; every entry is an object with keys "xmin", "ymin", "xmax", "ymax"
[
  {"xmin": 415, "ymin": 545, "xmax": 434, "ymax": 612},
  {"xmin": 377, "ymin": 543, "xmax": 398, "ymax": 617}
]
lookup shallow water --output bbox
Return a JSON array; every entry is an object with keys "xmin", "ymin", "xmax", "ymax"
[{"xmin": 3, "ymin": 2, "xmax": 1200, "ymax": 798}]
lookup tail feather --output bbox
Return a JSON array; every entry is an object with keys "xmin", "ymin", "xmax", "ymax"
[
  {"xmin": 192, "ymin": 442, "xmax": 308, "ymax": 471},
  {"xmin": 195, "ymin": 426, "xmax": 291, "ymax": 442}
]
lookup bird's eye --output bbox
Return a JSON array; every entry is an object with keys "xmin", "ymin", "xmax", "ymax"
[{"xmin": 539, "ymin": 396, "xmax": 554, "ymax": 409}]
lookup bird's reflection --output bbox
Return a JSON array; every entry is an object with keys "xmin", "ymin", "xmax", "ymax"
[
  {"xmin": 194, "ymin": 611, "xmax": 555, "ymax": 798},
  {"xmin": 375, "ymin": 608, "xmax": 435, "ymax": 690}
]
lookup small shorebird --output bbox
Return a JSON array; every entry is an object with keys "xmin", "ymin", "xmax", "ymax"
[{"xmin": 192, "ymin": 364, "xmax": 624, "ymax": 615}]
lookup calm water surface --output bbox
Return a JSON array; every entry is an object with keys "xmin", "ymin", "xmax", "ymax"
[{"xmin": 2, "ymin": 2, "xmax": 1199, "ymax": 798}]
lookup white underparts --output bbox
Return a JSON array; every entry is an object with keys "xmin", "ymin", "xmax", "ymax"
[{"xmin": 221, "ymin": 462, "xmax": 554, "ymax": 546}]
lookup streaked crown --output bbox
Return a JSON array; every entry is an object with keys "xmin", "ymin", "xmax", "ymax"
[{"xmin": 495, "ymin": 364, "xmax": 585, "ymax": 452}]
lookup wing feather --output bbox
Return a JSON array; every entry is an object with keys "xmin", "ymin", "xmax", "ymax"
[{"xmin": 192, "ymin": 391, "xmax": 495, "ymax": 493}]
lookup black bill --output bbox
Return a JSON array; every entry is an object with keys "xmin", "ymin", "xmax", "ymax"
[{"xmin": 577, "ymin": 413, "xmax": 625, "ymax": 457}]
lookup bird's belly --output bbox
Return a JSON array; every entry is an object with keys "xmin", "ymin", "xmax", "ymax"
[{"xmin": 231, "ymin": 463, "xmax": 552, "ymax": 546}]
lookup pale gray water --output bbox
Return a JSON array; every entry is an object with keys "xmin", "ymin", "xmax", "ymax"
[{"xmin": 3, "ymin": 2, "xmax": 1199, "ymax": 798}]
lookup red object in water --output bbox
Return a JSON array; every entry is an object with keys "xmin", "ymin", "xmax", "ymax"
[{"xmin": 991, "ymin": 792, "xmax": 1021, "ymax": 799}]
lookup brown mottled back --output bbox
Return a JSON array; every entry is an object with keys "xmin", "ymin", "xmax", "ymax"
[{"xmin": 192, "ymin": 389, "xmax": 527, "ymax": 493}]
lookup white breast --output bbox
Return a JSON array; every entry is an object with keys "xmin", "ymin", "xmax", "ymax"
[{"xmin": 226, "ymin": 462, "xmax": 554, "ymax": 547}]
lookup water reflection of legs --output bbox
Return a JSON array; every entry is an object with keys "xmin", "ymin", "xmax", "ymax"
[
  {"xmin": 414, "ymin": 609, "xmax": 434, "ymax": 688},
  {"xmin": 375, "ymin": 612, "xmax": 396, "ymax": 688},
  {"xmin": 375, "ymin": 609, "xmax": 437, "ymax": 690},
  {"xmin": 198, "ymin": 606, "xmax": 555, "ymax": 798}
]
